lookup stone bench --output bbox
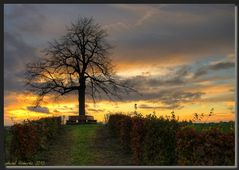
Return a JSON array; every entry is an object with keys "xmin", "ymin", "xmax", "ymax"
[{"xmin": 66, "ymin": 115, "xmax": 97, "ymax": 125}]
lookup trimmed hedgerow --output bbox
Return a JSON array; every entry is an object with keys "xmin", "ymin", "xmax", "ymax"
[
  {"xmin": 9, "ymin": 117, "xmax": 61, "ymax": 165},
  {"xmin": 143, "ymin": 114, "xmax": 179, "ymax": 165},
  {"xmin": 107, "ymin": 113, "xmax": 125, "ymax": 138},
  {"xmin": 130, "ymin": 115, "xmax": 145, "ymax": 165},
  {"xmin": 107, "ymin": 114, "xmax": 235, "ymax": 166},
  {"xmin": 176, "ymin": 127, "xmax": 235, "ymax": 165},
  {"xmin": 119, "ymin": 115, "xmax": 132, "ymax": 153}
]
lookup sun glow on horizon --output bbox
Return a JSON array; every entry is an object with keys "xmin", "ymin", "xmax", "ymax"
[{"xmin": 4, "ymin": 90, "xmax": 235, "ymax": 126}]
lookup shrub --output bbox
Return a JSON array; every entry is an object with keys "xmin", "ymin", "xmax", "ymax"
[
  {"xmin": 10, "ymin": 121, "xmax": 41, "ymax": 164},
  {"xmin": 176, "ymin": 127, "xmax": 198, "ymax": 165},
  {"xmin": 143, "ymin": 114, "xmax": 179, "ymax": 165},
  {"xmin": 119, "ymin": 115, "xmax": 132, "ymax": 153},
  {"xmin": 130, "ymin": 115, "xmax": 145, "ymax": 165},
  {"xmin": 107, "ymin": 113, "xmax": 127, "ymax": 137},
  {"xmin": 9, "ymin": 117, "xmax": 61, "ymax": 164},
  {"xmin": 107, "ymin": 113, "xmax": 235, "ymax": 166},
  {"xmin": 176, "ymin": 127, "xmax": 235, "ymax": 165}
]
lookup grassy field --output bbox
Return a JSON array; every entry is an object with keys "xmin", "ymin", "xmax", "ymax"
[
  {"xmin": 45, "ymin": 124, "xmax": 132, "ymax": 166},
  {"xmin": 184, "ymin": 121, "xmax": 235, "ymax": 133}
]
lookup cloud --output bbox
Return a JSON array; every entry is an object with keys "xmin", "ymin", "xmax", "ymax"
[
  {"xmin": 4, "ymin": 4, "xmax": 235, "ymax": 110},
  {"xmin": 138, "ymin": 103, "xmax": 182, "ymax": 110},
  {"xmin": 4, "ymin": 31, "xmax": 38, "ymax": 92},
  {"xmin": 87, "ymin": 108, "xmax": 105, "ymax": 112},
  {"xmin": 193, "ymin": 67, "xmax": 208, "ymax": 79},
  {"xmin": 193, "ymin": 60, "xmax": 235, "ymax": 79},
  {"xmin": 27, "ymin": 106, "xmax": 50, "ymax": 114},
  {"xmin": 93, "ymin": 68, "xmax": 204, "ymax": 109},
  {"xmin": 83, "ymin": 67, "xmax": 205, "ymax": 110},
  {"xmin": 124, "ymin": 89, "xmax": 204, "ymax": 110},
  {"xmin": 5, "ymin": 4, "xmax": 47, "ymax": 34},
  {"xmin": 208, "ymin": 61, "xmax": 235, "ymax": 70},
  {"xmin": 202, "ymin": 93, "xmax": 234, "ymax": 103},
  {"xmin": 122, "ymin": 65, "xmax": 192, "ymax": 91},
  {"xmin": 111, "ymin": 4, "xmax": 234, "ymax": 67}
]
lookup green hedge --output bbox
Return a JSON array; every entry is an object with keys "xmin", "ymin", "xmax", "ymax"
[
  {"xmin": 107, "ymin": 114, "xmax": 235, "ymax": 165},
  {"xmin": 119, "ymin": 115, "xmax": 132, "ymax": 153},
  {"xmin": 130, "ymin": 115, "xmax": 145, "ymax": 165},
  {"xmin": 176, "ymin": 127, "xmax": 235, "ymax": 165},
  {"xmin": 9, "ymin": 117, "xmax": 61, "ymax": 164},
  {"xmin": 143, "ymin": 114, "xmax": 179, "ymax": 165}
]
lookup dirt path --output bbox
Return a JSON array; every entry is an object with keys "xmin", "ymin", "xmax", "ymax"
[
  {"xmin": 45, "ymin": 125, "xmax": 75, "ymax": 165},
  {"xmin": 45, "ymin": 124, "xmax": 133, "ymax": 166}
]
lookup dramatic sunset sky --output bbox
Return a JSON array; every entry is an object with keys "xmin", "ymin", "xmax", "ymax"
[{"xmin": 4, "ymin": 4, "xmax": 236, "ymax": 125}]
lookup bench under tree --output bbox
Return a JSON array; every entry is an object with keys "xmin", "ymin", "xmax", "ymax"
[{"xmin": 66, "ymin": 115, "xmax": 97, "ymax": 125}]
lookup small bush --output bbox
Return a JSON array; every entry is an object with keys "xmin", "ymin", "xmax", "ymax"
[{"xmin": 9, "ymin": 117, "xmax": 61, "ymax": 164}]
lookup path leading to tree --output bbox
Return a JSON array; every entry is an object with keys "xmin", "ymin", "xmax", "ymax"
[{"xmin": 46, "ymin": 124, "xmax": 133, "ymax": 166}]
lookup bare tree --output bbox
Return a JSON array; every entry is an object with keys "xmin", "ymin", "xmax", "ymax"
[{"xmin": 25, "ymin": 17, "xmax": 134, "ymax": 116}]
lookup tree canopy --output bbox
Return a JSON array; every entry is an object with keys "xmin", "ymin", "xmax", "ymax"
[{"xmin": 25, "ymin": 17, "xmax": 135, "ymax": 115}]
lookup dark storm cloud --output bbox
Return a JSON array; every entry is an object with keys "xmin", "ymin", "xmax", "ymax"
[
  {"xmin": 5, "ymin": 4, "xmax": 235, "ymax": 71},
  {"xmin": 193, "ymin": 60, "xmax": 235, "ymax": 79},
  {"xmin": 6, "ymin": 4, "xmax": 38, "ymax": 19},
  {"xmin": 4, "ymin": 32, "xmax": 36, "ymax": 69},
  {"xmin": 124, "ymin": 65, "xmax": 191, "ymax": 90},
  {"xmin": 209, "ymin": 61, "xmax": 235, "ymax": 70},
  {"xmin": 147, "ymin": 77, "xmax": 185, "ymax": 87},
  {"xmin": 89, "ymin": 65, "xmax": 204, "ymax": 109},
  {"xmin": 113, "ymin": 4, "xmax": 234, "ymax": 65},
  {"xmin": 27, "ymin": 106, "xmax": 50, "ymax": 114},
  {"xmin": 193, "ymin": 67, "xmax": 208, "ymax": 79},
  {"xmin": 83, "ymin": 62, "xmax": 226, "ymax": 110},
  {"xmin": 4, "ymin": 31, "xmax": 38, "ymax": 92},
  {"xmin": 125, "ymin": 75, "xmax": 185, "ymax": 90},
  {"xmin": 121, "ymin": 88, "xmax": 204, "ymax": 110},
  {"xmin": 84, "ymin": 78, "xmax": 204, "ymax": 110},
  {"xmin": 4, "ymin": 4, "xmax": 235, "ymax": 104},
  {"xmin": 5, "ymin": 4, "xmax": 47, "ymax": 34}
]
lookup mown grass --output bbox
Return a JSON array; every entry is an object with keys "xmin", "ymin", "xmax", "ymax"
[
  {"xmin": 184, "ymin": 121, "xmax": 235, "ymax": 133},
  {"xmin": 70, "ymin": 124, "xmax": 102, "ymax": 165},
  {"xmin": 46, "ymin": 124, "xmax": 101, "ymax": 165},
  {"xmin": 46, "ymin": 124, "xmax": 133, "ymax": 165}
]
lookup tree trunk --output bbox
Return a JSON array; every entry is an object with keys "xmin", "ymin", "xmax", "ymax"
[{"xmin": 78, "ymin": 79, "xmax": 86, "ymax": 116}]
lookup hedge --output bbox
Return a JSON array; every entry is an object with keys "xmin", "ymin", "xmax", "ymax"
[
  {"xmin": 9, "ymin": 117, "xmax": 61, "ymax": 164},
  {"xmin": 107, "ymin": 114, "xmax": 235, "ymax": 166},
  {"xmin": 176, "ymin": 127, "xmax": 235, "ymax": 165}
]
